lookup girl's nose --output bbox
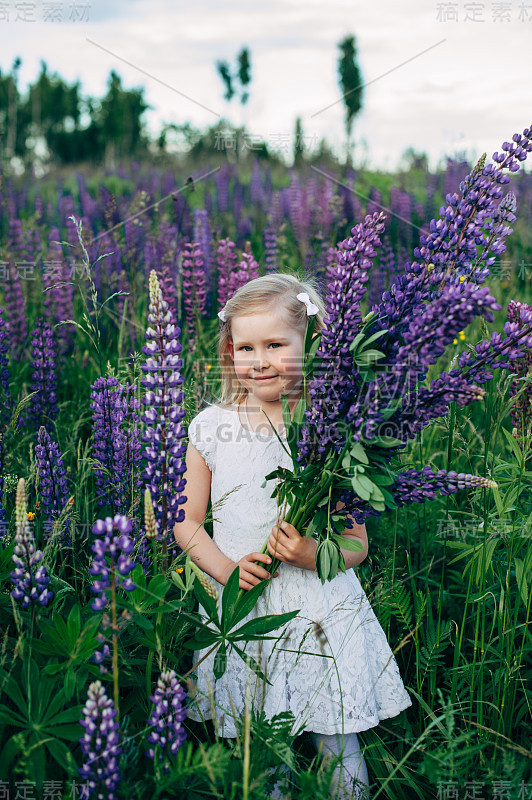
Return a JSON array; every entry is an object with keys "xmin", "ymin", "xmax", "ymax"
[{"xmin": 253, "ymin": 352, "xmax": 269, "ymax": 369}]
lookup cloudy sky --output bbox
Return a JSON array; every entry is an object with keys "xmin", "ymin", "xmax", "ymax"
[{"xmin": 1, "ymin": 0, "xmax": 531, "ymax": 171}]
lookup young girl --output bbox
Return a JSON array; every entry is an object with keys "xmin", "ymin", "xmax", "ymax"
[{"xmin": 174, "ymin": 273, "xmax": 412, "ymax": 799}]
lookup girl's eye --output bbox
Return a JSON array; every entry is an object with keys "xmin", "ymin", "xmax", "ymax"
[{"xmin": 239, "ymin": 343, "xmax": 282, "ymax": 351}]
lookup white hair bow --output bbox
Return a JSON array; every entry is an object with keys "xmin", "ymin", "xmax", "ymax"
[
  {"xmin": 296, "ymin": 292, "xmax": 319, "ymax": 316},
  {"xmin": 218, "ymin": 307, "xmax": 227, "ymax": 322}
]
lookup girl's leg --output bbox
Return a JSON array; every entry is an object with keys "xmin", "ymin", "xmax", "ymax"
[{"xmin": 310, "ymin": 732, "xmax": 370, "ymax": 799}]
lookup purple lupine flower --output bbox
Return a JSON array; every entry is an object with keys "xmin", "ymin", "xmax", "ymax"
[
  {"xmin": 345, "ymin": 467, "xmax": 499, "ymax": 525},
  {"xmin": 297, "ymin": 211, "xmax": 387, "ymax": 464},
  {"xmin": 8, "ymin": 216, "xmax": 26, "ymax": 262},
  {"xmin": 214, "ymin": 164, "xmax": 231, "ymax": 212},
  {"xmin": 375, "ymin": 290, "xmax": 532, "ymax": 447},
  {"xmin": 181, "ymin": 242, "xmax": 207, "ymax": 351},
  {"xmin": 393, "ymin": 467, "xmax": 497, "ymax": 507},
  {"xmin": 366, "ymin": 186, "xmax": 383, "ymax": 218},
  {"xmin": 5, "ymin": 263, "xmax": 27, "ymax": 359},
  {"xmin": 28, "ymin": 317, "xmax": 58, "ymax": 431},
  {"xmin": 373, "ymin": 126, "xmax": 532, "ymax": 348},
  {"xmin": 144, "ymin": 222, "xmax": 179, "ymax": 323},
  {"xmin": 227, "ymin": 243, "xmax": 259, "ymax": 295},
  {"xmin": 145, "ymin": 670, "xmax": 187, "ymax": 772},
  {"xmin": 216, "ymin": 237, "xmax": 238, "ymax": 309},
  {"xmin": 506, "ymin": 299, "xmax": 532, "ymax": 445},
  {"xmin": 0, "ymin": 306, "xmax": 12, "ymax": 430},
  {"xmin": 78, "ymin": 680, "xmax": 122, "ymax": 799},
  {"xmin": 141, "ymin": 271, "xmax": 187, "ymax": 558},
  {"xmin": 88, "ymin": 514, "xmax": 137, "ymax": 612},
  {"xmin": 287, "ymin": 174, "xmax": 310, "ymax": 254},
  {"xmin": 193, "ymin": 207, "xmax": 211, "ymax": 275},
  {"xmin": 263, "ymin": 225, "xmax": 279, "ymax": 272},
  {"xmin": 24, "ymin": 228, "xmax": 42, "ymax": 268},
  {"xmin": 90, "ymin": 376, "xmax": 142, "ymax": 514},
  {"xmin": 249, "ymin": 159, "xmax": 264, "ymax": 207},
  {"xmin": 355, "ymin": 281, "xmax": 504, "ymax": 443},
  {"xmin": 35, "ymin": 426, "xmax": 72, "ymax": 545},
  {"xmin": 43, "ymin": 226, "xmax": 75, "ymax": 357},
  {"xmin": 0, "ymin": 436, "xmax": 6, "ymax": 546},
  {"xmin": 10, "ymin": 478, "xmax": 54, "ymax": 609}
]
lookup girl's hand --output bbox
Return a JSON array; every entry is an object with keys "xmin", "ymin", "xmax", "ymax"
[
  {"xmin": 267, "ymin": 520, "xmax": 317, "ymax": 571},
  {"xmin": 225, "ymin": 552, "xmax": 279, "ymax": 591}
]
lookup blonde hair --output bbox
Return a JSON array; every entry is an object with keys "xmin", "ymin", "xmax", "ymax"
[{"xmin": 215, "ymin": 272, "xmax": 326, "ymax": 407}]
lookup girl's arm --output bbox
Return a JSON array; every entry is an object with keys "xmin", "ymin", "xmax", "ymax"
[
  {"xmin": 335, "ymin": 500, "xmax": 368, "ymax": 569},
  {"xmin": 173, "ymin": 442, "xmax": 236, "ymax": 584},
  {"xmin": 174, "ymin": 443, "xmax": 277, "ymax": 589}
]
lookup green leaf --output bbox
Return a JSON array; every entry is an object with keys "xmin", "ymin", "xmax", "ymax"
[
  {"xmin": 232, "ymin": 610, "xmax": 299, "ymax": 639},
  {"xmin": 192, "ymin": 575, "xmax": 219, "ymax": 623},
  {"xmin": 501, "ymin": 426, "xmax": 524, "ymax": 464},
  {"xmin": 230, "ymin": 580, "xmax": 270, "ymax": 629},
  {"xmin": 213, "ymin": 642, "xmax": 227, "ymax": 680},
  {"xmin": 366, "ymin": 435, "xmax": 405, "ymax": 448},
  {"xmin": 354, "ymin": 349, "xmax": 386, "ymax": 366},
  {"xmin": 221, "ymin": 565, "xmax": 240, "ymax": 631},
  {"xmin": 64, "ymin": 669, "xmax": 76, "ymax": 701},
  {"xmin": 332, "ymin": 534, "xmax": 364, "ymax": 553},
  {"xmin": 147, "ymin": 573, "xmax": 170, "ymax": 602},
  {"xmin": 514, "ymin": 557, "xmax": 528, "ymax": 606},
  {"xmin": 132, "ymin": 612, "xmax": 154, "ymax": 631},
  {"xmin": 351, "ymin": 476, "xmax": 371, "ymax": 501},
  {"xmin": 292, "ymin": 397, "xmax": 306, "ymax": 426},
  {"xmin": 0, "ymin": 670, "xmax": 28, "ymax": 717},
  {"xmin": 317, "ymin": 543, "xmax": 331, "ymax": 583},
  {"xmin": 359, "ymin": 328, "xmax": 389, "ymax": 348},
  {"xmin": 45, "ymin": 738, "xmax": 78, "ymax": 776},
  {"xmin": 41, "ymin": 662, "xmax": 67, "ymax": 676},
  {"xmin": 349, "ymin": 332, "xmax": 366, "ymax": 353},
  {"xmin": 67, "ymin": 604, "xmax": 81, "ymax": 642},
  {"xmin": 0, "ymin": 733, "xmax": 23, "ymax": 778},
  {"xmin": 185, "ymin": 627, "xmax": 220, "ymax": 650},
  {"xmin": 350, "ymin": 442, "xmax": 369, "ymax": 464}
]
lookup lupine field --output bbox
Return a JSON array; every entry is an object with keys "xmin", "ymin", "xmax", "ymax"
[{"xmin": 0, "ymin": 123, "xmax": 531, "ymax": 800}]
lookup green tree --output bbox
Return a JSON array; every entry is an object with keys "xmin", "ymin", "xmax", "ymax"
[
  {"xmin": 0, "ymin": 58, "xmax": 22, "ymax": 159},
  {"xmin": 215, "ymin": 47, "xmax": 252, "ymax": 109},
  {"xmin": 216, "ymin": 60, "xmax": 235, "ymax": 102},
  {"xmin": 94, "ymin": 70, "xmax": 151, "ymax": 167},
  {"xmin": 293, "ymin": 116, "xmax": 304, "ymax": 166},
  {"xmin": 337, "ymin": 34, "xmax": 364, "ymax": 167},
  {"xmin": 22, "ymin": 61, "xmax": 83, "ymax": 166},
  {"xmin": 237, "ymin": 47, "xmax": 251, "ymax": 105}
]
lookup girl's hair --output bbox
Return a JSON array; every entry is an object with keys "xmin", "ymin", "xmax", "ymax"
[{"xmin": 215, "ymin": 271, "xmax": 327, "ymax": 407}]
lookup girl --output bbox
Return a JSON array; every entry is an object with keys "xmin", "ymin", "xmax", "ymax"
[{"xmin": 174, "ymin": 273, "xmax": 412, "ymax": 799}]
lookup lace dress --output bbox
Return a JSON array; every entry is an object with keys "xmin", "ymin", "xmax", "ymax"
[{"xmin": 185, "ymin": 402, "xmax": 412, "ymax": 738}]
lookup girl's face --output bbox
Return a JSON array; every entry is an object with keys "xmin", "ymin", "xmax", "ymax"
[{"xmin": 227, "ymin": 309, "xmax": 305, "ymax": 401}]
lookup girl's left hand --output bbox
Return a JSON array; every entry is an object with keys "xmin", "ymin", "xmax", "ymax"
[{"xmin": 267, "ymin": 520, "xmax": 317, "ymax": 571}]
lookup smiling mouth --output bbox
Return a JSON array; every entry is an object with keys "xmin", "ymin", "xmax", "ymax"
[{"xmin": 254, "ymin": 375, "xmax": 278, "ymax": 381}]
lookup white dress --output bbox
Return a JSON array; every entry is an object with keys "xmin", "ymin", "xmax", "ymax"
[{"xmin": 185, "ymin": 402, "xmax": 412, "ymax": 738}]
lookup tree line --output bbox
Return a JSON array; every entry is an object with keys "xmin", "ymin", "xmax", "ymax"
[{"xmin": 0, "ymin": 36, "xmax": 364, "ymax": 171}]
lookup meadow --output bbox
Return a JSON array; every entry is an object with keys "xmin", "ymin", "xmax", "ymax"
[{"xmin": 0, "ymin": 130, "xmax": 531, "ymax": 799}]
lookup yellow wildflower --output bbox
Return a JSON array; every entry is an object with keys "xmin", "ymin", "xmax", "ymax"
[{"xmin": 27, "ymin": 512, "xmax": 35, "ymax": 521}]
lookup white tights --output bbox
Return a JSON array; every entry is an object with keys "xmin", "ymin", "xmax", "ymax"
[
  {"xmin": 310, "ymin": 732, "xmax": 370, "ymax": 799},
  {"xmin": 269, "ymin": 732, "xmax": 370, "ymax": 799}
]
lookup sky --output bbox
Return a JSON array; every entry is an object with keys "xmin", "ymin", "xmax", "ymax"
[{"xmin": 0, "ymin": 0, "xmax": 531, "ymax": 172}]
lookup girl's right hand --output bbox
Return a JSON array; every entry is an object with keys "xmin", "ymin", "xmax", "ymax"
[{"xmin": 227, "ymin": 553, "xmax": 279, "ymax": 591}]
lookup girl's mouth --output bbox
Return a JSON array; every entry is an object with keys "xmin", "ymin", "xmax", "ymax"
[{"xmin": 254, "ymin": 375, "xmax": 278, "ymax": 381}]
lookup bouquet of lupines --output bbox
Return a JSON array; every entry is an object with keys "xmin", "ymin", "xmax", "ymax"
[{"xmin": 255, "ymin": 124, "xmax": 532, "ymax": 584}]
